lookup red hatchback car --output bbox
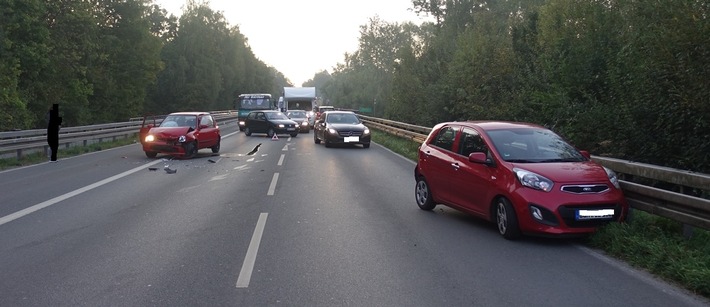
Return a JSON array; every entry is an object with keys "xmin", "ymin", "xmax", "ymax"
[
  {"xmin": 140, "ymin": 112, "xmax": 221, "ymax": 158},
  {"xmin": 414, "ymin": 121, "xmax": 628, "ymax": 240}
]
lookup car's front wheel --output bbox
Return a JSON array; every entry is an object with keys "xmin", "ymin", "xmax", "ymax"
[
  {"xmin": 267, "ymin": 128, "xmax": 275, "ymax": 138},
  {"xmin": 314, "ymin": 131, "xmax": 321, "ymax": 144},
  {"xmin": 211, "ymin": 138, "xmax": 220, "ymax": 153},
  {"xmin": 495, "ymin": 197, "xmax": 521, "ymax": 240},
  {"xmin": 415, "ymin": 177, "xmax": 436, "ymax": 210},
  {"xmin": 184, "ymin": 141, "xmax": 198, "ymax": 159},
  {"xmin": 145, "ymin": 151, "xmax": 157, "ymax": 158},
  {"xmin": 244, "ymin": 127, "xmax": 252, "ymax": 136}
]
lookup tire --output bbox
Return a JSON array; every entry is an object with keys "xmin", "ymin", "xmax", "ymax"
[
  {"xmin": 363, "ymin": 143, "xmax": 370, "ymax": 148},
  {"xmin": 244, "ymin": 127, "xmax": 252, "ymax": 136},
  {"xmin": 495, "ymin": 197, "xmax": 521, "ymax": 240},
  {"xmin": 415, "ymin": 177, "xmax": 436, "ymax": 210},
  {"xmin": 184, "ymin": 141, "xmax": 198, "ymax": 159},
  {"xmin": 290, "ymin": 133, "xmax": 298, "ymax": 137},
  {"xmin": 211, "ymin": 138, "xmax": 221, "ymax": 153},
  {"xmin": 314, "ymin": 131, "xmax": 321, "ymax": 144},
  {"xmin": 145, "ymin": 151, "xmax": 157, "ymax": 158},
  {"xmin": 324, "ymin": 139, "xmax": 332, "ymax": 148},
  {"xmin": 267, "ymin": 128, "xmax": 275, "ymax": 138}
]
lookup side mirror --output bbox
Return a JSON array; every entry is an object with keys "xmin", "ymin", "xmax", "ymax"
[
  {"xmin": 579, "ymin": 150, "xmax": 591, "ymax": 159},
  {"xmin": 468, "ymin": 152, "xmax": 492, "ymax": 165}
]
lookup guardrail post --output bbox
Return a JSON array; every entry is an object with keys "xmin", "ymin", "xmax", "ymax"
[{"xmin": 680, "ymin": 186, "xmax": 695, "ymax": 239}]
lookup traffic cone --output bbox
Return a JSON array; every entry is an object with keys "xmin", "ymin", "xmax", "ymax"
[{"xmin": 271, "ymin": 134, "xmax": 278, "ymax": 141}]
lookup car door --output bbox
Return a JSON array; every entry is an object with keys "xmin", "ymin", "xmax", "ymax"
[
  {"xmin": 197, "ymin": 114, "xmax": 218, "ymax": 147},
  {"xmin": 250, "ymin": 112, "xmax": 267, "ymax": 133},
  {"xmin": 448, "ymin": 127, "xmax": 496, "ymax": 215},
  {"xmin": 420, "ymin": 125, "xmax": 460, "ymax": 205}
]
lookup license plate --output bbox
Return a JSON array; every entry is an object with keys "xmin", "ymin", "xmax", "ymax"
[
  {"xmin": 287, "ymin": 128, "xmax": 295, "ymax": 131},
  {"xmin": 576, "ymin": 209, "xmax": 615, "ymax": 220},
  {"xmin": 344, "ymin": 136, "xmax": 359, "ymax": 143}
]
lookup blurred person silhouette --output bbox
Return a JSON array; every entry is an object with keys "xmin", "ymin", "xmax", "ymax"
[{"xmin": 46, "ymin": 104, "xmax": 62, "ymax": 162}]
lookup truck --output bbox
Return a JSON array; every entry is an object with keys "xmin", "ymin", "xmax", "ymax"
[{"xmin": 281, "ymin": 87, "xmax": 317, "ymax": 113}]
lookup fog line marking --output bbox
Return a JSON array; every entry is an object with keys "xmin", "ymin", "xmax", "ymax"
[
  {"xmin": 267, "ymin": 173, "xmax": 279, "ymax": 196},
  {"xmin": 0, "ymin": 159, "xmax": 164, "ymax": 226},
  {"xmin": 236, "ymin": 213, "xmax": 268, "ymax": 288}
]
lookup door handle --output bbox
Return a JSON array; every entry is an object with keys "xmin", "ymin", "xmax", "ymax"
[{"xmin": 451, "ymin": 162, "xmax": 460, "ymax": 170}]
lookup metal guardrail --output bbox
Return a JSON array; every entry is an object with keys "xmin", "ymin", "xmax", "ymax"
[
  {"xmin": 358, "ymin": 115, "xmax": 710, "ymax": 231},
  {"xmin": 0, "ymin": 111, "xmax": 238, "ymax": 159}
]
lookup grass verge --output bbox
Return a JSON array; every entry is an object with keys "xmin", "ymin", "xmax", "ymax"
[
  {"xmin": 372, "ymin": 128, "xmax": 710, "ymax": 299},
  {"xmin": 0, "ymin": 137, "xmax": 137, "ymax": 171}
]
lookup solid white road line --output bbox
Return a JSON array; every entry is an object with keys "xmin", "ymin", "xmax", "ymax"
[
  {"xmin": 0, "ymin": 159, "xmax": 164, "ymax": 226},
  {"xmin": 277, "ymin": 154, "xmax": 285, "ymax": 166},
  {"xmin": 236, "ymin": 212, "xmax": 268, "ymax": 288},
  {"xmin": 267, "ymin": 173, "xmax": 279, "ymax": 196}
]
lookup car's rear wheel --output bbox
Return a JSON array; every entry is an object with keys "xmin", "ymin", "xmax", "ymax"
[
  {"xmin": 314, "ymin": 131, "xmax": 321, "ymax": 144},
  {"xmin": 495, "ymin": 197, "xmax": 521, "ymax": 240},
  {"xmin": 267, "ymin": 128, "xmax": 275, "ymax": 138},
  {"xmin": 145, "ymin": 151, "xmax": 157, "ymax": 158},
  {"xmin": 211, "ymin": 138, "xmax": 220, "ymax": 153},
  {"xmin": 415, "ymin": 177, "xmax": 436, "ymax": 210},
  {"xmin": 184, "ymin": 141, "xmax": 198, "ymax": 159},
  {"xmin": 244, "ymin": 127, "xmax": 252, "ymax": 136}
]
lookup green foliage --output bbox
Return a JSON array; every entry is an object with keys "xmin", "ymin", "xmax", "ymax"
[{"xmin": 0, "ymin": 0, "xmax": 281, "ymax": 130}]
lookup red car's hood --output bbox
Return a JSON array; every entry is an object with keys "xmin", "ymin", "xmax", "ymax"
[
  {"xmin": 510, "ymin": 161, "xmax": 609, "ymax": 183},
  {"xmin": 148, "ymin": 126, "xmax": 192, "ymax": 137}
]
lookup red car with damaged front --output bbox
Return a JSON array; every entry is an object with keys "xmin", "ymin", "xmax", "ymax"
[
  {"xmin": 414, "ymin": 121, "xmax": 628, "ymax": 240},
  {"xmin": 140, "ymin": 112, "xmax": 221, "ymax": 159}
]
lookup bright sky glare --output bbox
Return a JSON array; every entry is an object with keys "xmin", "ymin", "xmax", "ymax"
[{"xmin": 155, "ymin": 0, "xmax": 428, "ymax": 86}]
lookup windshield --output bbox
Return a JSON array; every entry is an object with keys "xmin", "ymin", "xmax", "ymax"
[
  {"xmin": 487, "ymin": 128, "xmax": 586, "ymax": 163},
  {"xmin": 240, "ymin": 97, "xmax": 271, "ymax": 110},
  {"xmin": 326, "ymin": 113, "xmax": 360, "ymax": 124},
  {"xmin": 159, "ymin": 115, "xmax": 198, "ymax": 129},
  {"xmin": 287, "ymin": 111, "xmax": 307, "ymax": 118},
  {"xmin": 265, "ymin": 112, "xmax": 289, "ymax": 120}
]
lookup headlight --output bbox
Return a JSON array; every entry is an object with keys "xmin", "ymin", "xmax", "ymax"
[
  {"xmin": 514, "ymin": 168, "xmax": 554, "ymax": 192},
  {"xmin": 278, "ymin": 124, "xmax": 285, "ymax": 128},
  {"xmin": 302, "ymin": 121, "xmax": 308, "ymax": 126},
  {"xmin": 178, "ymin": 135, "xmax": 186, "ymax": 143},
  {"xmin": 239, "ymin": 121, "xmax": 245, "ymax": 126},
  {"xmin": 364, "ymin": 128, "xmax": 370, "ymax": 135},
  {"xmin": 328, "ymin": 128, "xmax": 337, "ymax": 134},
  {"xmin": 604, "ymin": 167, "xmax": 621, "ymax": 189},
  {"xmin": 144, "ymin": 135, "xmax": 155, "ymax": 142}
]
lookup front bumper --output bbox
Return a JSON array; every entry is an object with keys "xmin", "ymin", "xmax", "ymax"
[{"xmin": 510, "ymin": 187, "xmax": 628, "ymax": 236}]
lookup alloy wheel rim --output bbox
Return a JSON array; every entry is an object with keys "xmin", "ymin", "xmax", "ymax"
[
  {"xmin": 416, "ymin": 181, "xmax": 428, "ymax": 205},
  {"xmin": 497, "ymin": 202, "xmax": 507, "ymax": 234}
]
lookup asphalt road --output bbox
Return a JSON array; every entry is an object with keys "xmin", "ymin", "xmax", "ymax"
[{"xmin": 0, "ymin": 121, "xmax": 708, "ymax": 306}]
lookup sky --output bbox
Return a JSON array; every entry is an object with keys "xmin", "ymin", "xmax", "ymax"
[{"xmin": 154, "ymin": 0, "xmax": 428, "ymax": 86}]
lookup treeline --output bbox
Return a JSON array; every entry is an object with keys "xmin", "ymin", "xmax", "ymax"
[
  {"xmin": 0, "ymin": 0, "xmax": 288, "ymax": 130},
  {"xmin": 310, "ymin": 0, "xmax": 709, "ymax": 173}
]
